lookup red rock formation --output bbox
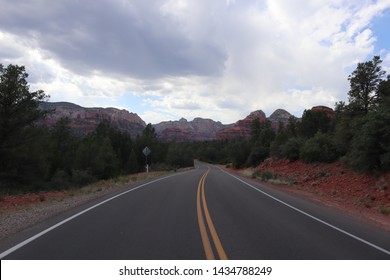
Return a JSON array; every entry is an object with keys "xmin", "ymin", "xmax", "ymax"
[
  {"xmin": 268, "ymin": 109, "xmax": 293, "ymax": 130},
  {"xmin": 39, "ymin": 102, "xmax": 146, "ymax": 136},
  {"xmin": 154, "ymin": 117, "xmax": 226, "ymax": 142},
  {"xmin": 311, "ymin": 106, "xmax": 336, "ymax": 118},
  {"xmin": 216, "ymin": 110, "xmax": 267, "ymax": 140}
]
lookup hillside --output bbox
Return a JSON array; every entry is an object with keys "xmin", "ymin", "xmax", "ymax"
[
  {"xmin": 39, "ymin": 102, "xmax": 146, "ymax": 137},
  {"xmin": 233, "ymin": 159, "xmax": 390, "ymax": 230},
  {"xmin": 153, "ymin": 117, "xmax": 227, "ymax": 142}
]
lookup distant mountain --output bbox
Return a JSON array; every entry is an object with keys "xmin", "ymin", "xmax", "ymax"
[
  {"xmin": 216, "ymin": 110, "xmax": 267, "ymax": 140},
  {"xmin": 39, "ymin": 102, "xmax": 146, "ymax": 136},
  {"xmin": 38, "ymin": 101, "xmax": 313, "ymax": 141},
  {"xmin": 153, "ymin": 117, "xmax": 227, "ymax": 142},
  {"xmin": 268, "ymin": 109, "xmax": 293, "ymax": 130}
]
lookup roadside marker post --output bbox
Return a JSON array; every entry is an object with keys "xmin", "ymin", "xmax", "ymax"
[{"xmin": 142, "ymin": 146, "xmax": 151, "ymax": 173}]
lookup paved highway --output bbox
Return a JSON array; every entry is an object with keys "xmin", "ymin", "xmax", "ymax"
[{"xmin": 1, "ymin": 162, "xmax": 389, "ymax": 259}]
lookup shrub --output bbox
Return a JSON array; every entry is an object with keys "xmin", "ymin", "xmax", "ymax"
[
  {"xmin": 347, "ymin": 109, "xmax": 390, "ymax": 172},
  {"xmin": 71, "ymin": 169, "xmax": 97, "ymax": 187},
  {"xmin": 230, "ymin": 141, "xmax": 251, "ymax": 168},
  {"xmin": 47, "ymin": 169, "xmax": 72, "ymax": 189},
  {"xmin": 300, "ymin": 133, "xmax": 338, "ymax": 163},
  {"xmin": 251, "ymin": 170, "xmax": 262, "ymax": 178},
  {"xmin": 378, "ymin": 205, "xmax": 390, "ymax": 215},
  {"xmin": 280, "ymin": 137, "xmax": 303, "ymax": 161},
  {"xmin": 246, "ymin": 146, "xmax": 269, "ymax": 167},
  {"xmin": 260, "ymin": 171, "xmax": 274, "ymax": 181}
]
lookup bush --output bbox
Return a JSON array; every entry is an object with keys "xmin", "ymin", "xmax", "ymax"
[
  {"xmin": 270, "ymin": 131, "xmax": 289, "ymax": 158},
  {"xmin": 150, "ymin": 162, "xmax": 176, "ymax": 171},
  {"xmin": 347, "ymin": 109, "xmax": 390, "ymax": 172},
  {"xmin": 280, "ymin": 137, "xmax": 303, "ymax": 161},
  {"xmin": 46, "ymin": 169, "xmax": 72, "ymax": 189},
  {"xmin": 299, "ymin": 109, "xmax": 332, "ymax": 139},
  {"xmin": 300, "ymin": 133, "xmax": 338, "ymax": 163},
  {"xmin": 230, "ymin": 141, "xmax": 251, "ymax": 168},
  {"xmin": 260, "ymin": 171, "xmax": 274, "ymax": 181},
  {"xmin": 71, "ymin": 169, "xmax": 97, "ymax": 187},
  {"xmin": 246, "ymin": 145, "xmax": 269, "ymax": 167},
  {"xmin": 252, "ymin": 170, "xmax": 262, "ymax": 178}
]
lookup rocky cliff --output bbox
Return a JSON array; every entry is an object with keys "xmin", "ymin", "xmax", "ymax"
[
  {"xmin": 153, "ymin": 117, "xmax": 227, "ymax": 142},
  {"xmin": 311, "ymin": 105, "xmax": 336, "ymax": 118},
  {"xmin": 39, "ymin": 102, "xmax": 146, "ymax": 136},
  {"xmin": 268, "ymin": 109, "xmax": 293, "ymax": 130},
  {"xmin": 216, "ymin": 110, "xmax": 267, "ymax": 140}
]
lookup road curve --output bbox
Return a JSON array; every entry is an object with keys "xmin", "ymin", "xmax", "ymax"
[{"xmin": 1, "ymin": 162, "xmax": 389, "ymax": 259}]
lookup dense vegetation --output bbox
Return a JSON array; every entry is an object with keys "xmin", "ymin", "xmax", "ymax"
[{"xmin": 1, "ymin": 56, "xmax": 389, "ymax": 193}]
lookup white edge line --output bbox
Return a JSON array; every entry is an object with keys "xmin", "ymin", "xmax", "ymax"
[
  {"xmin": 219, "ymin": 167, "xmax": 390, "ymax": 257},
  {"xmin": 0, "ymin": 172, "xmax": 181, "ymax": 259}
]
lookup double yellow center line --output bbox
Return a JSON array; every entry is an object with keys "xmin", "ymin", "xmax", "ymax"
[{"xmin": 196, "ymin": 167, "xmax": 228, "ymax": 260}]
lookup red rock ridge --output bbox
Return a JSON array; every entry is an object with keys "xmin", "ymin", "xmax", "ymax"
[
  {"xmin": 268, "ymin": 109, "xmax": 293, "ymax": 130},
  {"xmin": 311, "ymin": 105, "xmax": 336, "ymax": 118},
  {"xmin": 153, "ymin": 117, "xmax": 226, "ymax": 142},
  {"xmin": 39, "ymin": 102, "xmax": 146, "ymax": 136},
  {"xmin": 216, "ymin": 110, "xmax": 267, "ymax": 140}
]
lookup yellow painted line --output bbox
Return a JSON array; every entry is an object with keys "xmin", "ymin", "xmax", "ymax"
[
  {"xmin": 196, "ymin": 167, "xmax": 228, "ymax": 260},
  {"xmin": 201, "ymin": 169, "xmax": 228, "ymax": 260},
  {"xmin": 196, "ymin": 170, "xmax": 214, "ymax": 259}
]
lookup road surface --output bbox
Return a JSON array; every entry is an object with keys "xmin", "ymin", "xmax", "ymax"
[{"xmin": 1, "ymin": 162, "xmax": 389, "ymax": 259}]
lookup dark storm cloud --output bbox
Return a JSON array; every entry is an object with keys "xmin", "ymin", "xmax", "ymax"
[{"xmin": 0, "ymin": 0, "xmax": 227, "ymax": 79}]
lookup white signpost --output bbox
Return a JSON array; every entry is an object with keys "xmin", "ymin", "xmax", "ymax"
[{"xmin": 142, "ymin": 146, "xmax": 151, "ymax": 173}]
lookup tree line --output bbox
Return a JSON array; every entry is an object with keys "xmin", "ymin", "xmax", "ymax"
[
  {"xmin": 1, "ymin": 56, "xmax": 389, "ymax": 193},
  {"xmin": 0, "ymin": 64, "xmax": 194, "ymax": 193}
]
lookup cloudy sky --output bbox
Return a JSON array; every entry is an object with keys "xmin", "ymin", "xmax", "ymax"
[{"xmin": 1, "ymin": 0, "xmax": 389, "ymax": 124}]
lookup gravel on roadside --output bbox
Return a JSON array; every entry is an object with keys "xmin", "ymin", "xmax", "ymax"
[{"xmin": 0, "ymin": 185, "xmax": 128, "ymax": 241}]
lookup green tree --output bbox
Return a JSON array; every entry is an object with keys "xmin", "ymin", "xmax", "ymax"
[
  {"xmin": 48, "ymin": 118, "xmax": 77, "ymax": 178},
  {"xmin": 250, "ymin": 119, "xmax": 261, "ymax": 143},
  {"xmin": 230, "ymin": 140, "xmax": 250, "ymax": 168},
  {"xmin": 347, "ymin": 108, "xmax": 390, "ymax": 172},
  {"xmin": 298, "ymin": 109, "xmax": 331, "ymax": 139},
  {"xmin": 0, "ymin": 64, "xmax": 49, "ymax": 141},
  {"xmin": 347, "ymin": 56, "xmax": 385, "ymax": 114},
  {"xmin": 135, "ymin": 123, "xmax": 165, "ymax": 168},
  {"xmin": 127, "ymin": 149, "xmax": 139, "ymax": 174},
  {"xmin": 258, "ymin": 120, "xmax": 275, "ymax": 148},
  {"xmin": 247, "ymin": 120, "xmax": 275, "ymax": 166},
  {"xmin": 280, "ymin": 137, "xmax": 303, "ymax": 161},
  {"xmin": 165, "ymin": 142, "xmax": 194, "ymax": 168},
  {"xmin": 342, "ymin": 59, "xmax": 390, "ymax": 172},
  {"xmin": 270, "ymin": 130, "xmax": 289, "ymax": 158},
  {"xmin": 286, "ymin": 116, "xmax": 299, "ymax": 137},
  {"xmin": 300, "ymin": 133, "xmax": 338, "ymax": 163},
  {"xmin": 246, "ymin": 145, "xmax": 269, "ymax": 167},
  {"xmin": 377, "ymin": 75, "xmax": 390, "ymax": 108},
  {"xmin": 74, "ymin": 133, "xmax": 120, "ymax": 180},
  {"xmin": 0, "ymin": 64, "xmax": 49, "ymax": 190}
]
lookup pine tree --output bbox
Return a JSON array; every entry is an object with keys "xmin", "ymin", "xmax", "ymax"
[
  {"xmin": 127, "ymin": 149, "xmax": 139, "ymax": 174},
  {"xmin": 348, "ymin": 56, "xmax": 385, "ymax": 114},
  {"xmin": 0, "ymin": 64, "xmax": 49, "ymax": 189}
]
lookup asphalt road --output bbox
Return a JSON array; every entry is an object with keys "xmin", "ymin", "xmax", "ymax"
[{"xmin": 1, "ymin": 162, "xmax": 389, "ymax": 259}]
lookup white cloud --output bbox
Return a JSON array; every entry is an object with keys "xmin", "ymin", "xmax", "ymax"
[{"xmin": 1, "ymin": 0, "xmax": 389, "ymax": 124}]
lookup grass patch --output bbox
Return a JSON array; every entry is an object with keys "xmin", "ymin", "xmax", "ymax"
[
  {"xmin": 378, "ymin": 205, "xmax": 390, "ymax": 215},
  {"xmin": 260, "ymin": 171, "xmax": 274, "ymax": 181},
  {"xmin": 251, "ymin": 170, "xmax": 274, "ymax": 181},
  {"xmin": 355, "ymin": 196, "xmax": 375, "ymax": 208}
]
